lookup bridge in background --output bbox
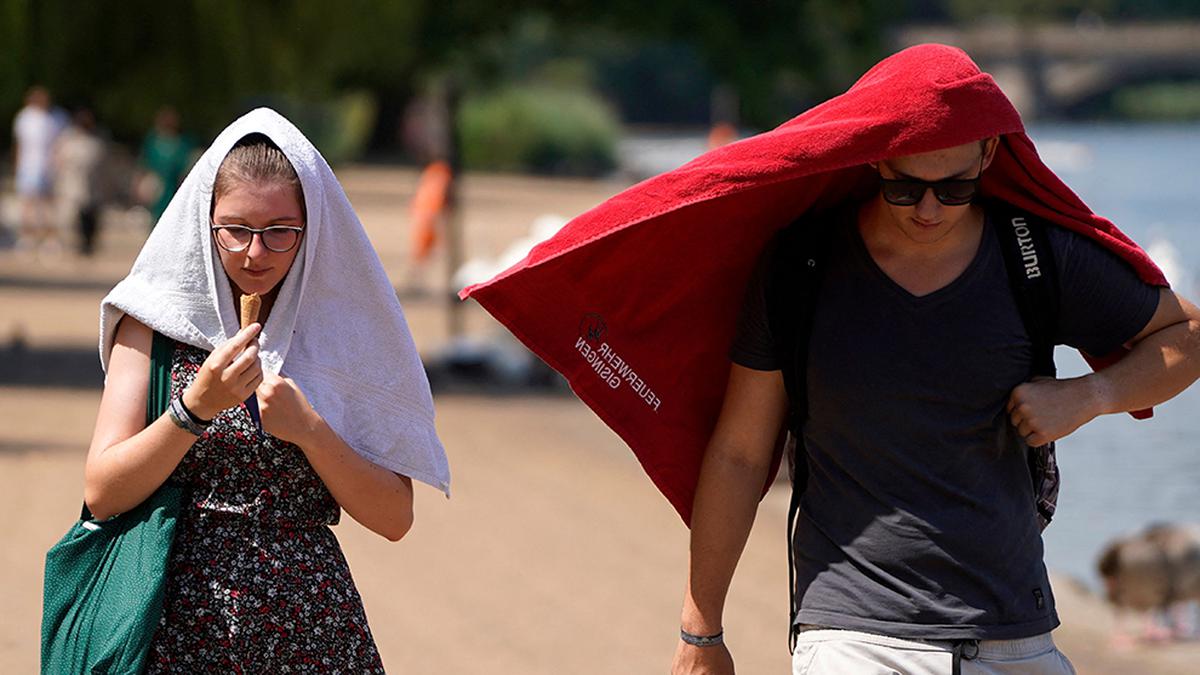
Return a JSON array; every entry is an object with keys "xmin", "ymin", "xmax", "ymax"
[{"xmin": 894, "ymin": 22, "xmax": 1200, "ymax": 119}]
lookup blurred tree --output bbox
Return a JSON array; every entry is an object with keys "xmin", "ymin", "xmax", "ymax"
[
  {"xmin": 547, "ymin": 0, "xmax": 897, "ymax": 127},
  {"xmin": 0, "ymin": 0, "xmax": 33, "ymax": 130},
  {"xmin": 944, "ymin": 0, "xmax": 1200, "ymax": 21},
  {"xmin": 5, "ymin": 0, "xmax": 1197, "ymax": 158},
  {"xmin": 945, "ymin": 0, "xmax": 1115, "ymax": 22},
  {"xmin": 1, "ymin": 0, "xmax": 505, "ymax": 151},
  {"xmin": 3, "ymin": 0, "xmax": 897, "ymax": 151},
  {"xmin": 923, "ymin": 0, "xmax": 1200, "ymax": 21},
  {"xmin": 459, "ymin": 85, "xmax": 619, "ymax": 175}
]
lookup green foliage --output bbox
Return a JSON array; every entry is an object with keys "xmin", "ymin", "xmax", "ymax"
[
  {"xmin": 586, "ymin": 38, "xmax": 715, "ymax": 126},
  {"xmin": 1, "ymin": 0, "xmax": 461, "ymax": 152},
  {"xmin": 5, "ymin": 0, "xmax": 898, "ymax": 154},
  {"xmin": 458, "ymin": 86, "xmax": 618, "ymax": 176},
  {"xmin": 4, "ymin": 0, "xmax": 895, "ymax": 159},
  {"xmin": 466, "ymin": 15, "xmax": 716, "ymax": 126},
  {"xmin": 1113, "ymin": 82, "xmax": 1200, "ymax": 121},
  {"xmin": 13, "ymin": 0, "xmax": 1198, "ymax": 168},
  {"xmin": 0, "ymin": 1, "xmax": 31, "ymax": 121},
  {"xmin": 946, "ymin": 0, "xmax": 1113, "ymax": 22},
  {"xmin": 942, "ymin": 0, "xmax": 1200, "ymax": 21},
  {"xmin": 241, "ymin": 92, "xmax": 379, "ymax": 165}
]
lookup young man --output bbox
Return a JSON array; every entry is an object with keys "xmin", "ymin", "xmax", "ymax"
[
  {"xmin": 671, "ymin": 137, "xmax": 1200, "ymax": 673},
  {"xmin": 459, "ymin": 43, "xmax": 1200, "ymax": 674}
]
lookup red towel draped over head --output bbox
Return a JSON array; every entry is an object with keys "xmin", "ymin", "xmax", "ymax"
[{"xmin": 460, "ymin": 44, "xmax": 1167, "ymax": 524}]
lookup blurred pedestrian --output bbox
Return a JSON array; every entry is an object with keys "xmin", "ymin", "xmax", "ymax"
[
  {"xmin": 706, "ymin": 122, "xmax": 737, "ymax": 150},
  {"xmin": 54, "ymin": 107, "xmax": 107, "ymax": 256},
  {"xmin": 409, "ymin": 160, "xmax": 451, "ymax": 263},
  {"xmin": 1098, "ymin": 523, "xmax": 1200, "ymax": 643},
  {"xmin": 12, "ymin": 86, "xmax": 66, "ymax": 256},
  {"xmin": 137, "ymin": 106, "xmax": 194, "ymax": 228}
]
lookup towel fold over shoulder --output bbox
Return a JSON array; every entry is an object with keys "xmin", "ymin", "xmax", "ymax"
[
  {"xmin": 460, "ymin": 44, "xmax": 1164, "ymax": 523},
  {"xmin": 101, "ymin": 108, "xmax": 449, "ymax": 496}
]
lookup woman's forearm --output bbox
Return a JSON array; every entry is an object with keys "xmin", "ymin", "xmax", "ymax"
[
  {"xmin": 86, "ymin": 318, "xmax": 264, "ymax": 520},
  {"xmin": 84, "ymin": 414, "xmax": 198, "ymax": 519},
  {"xmin": 297, "ymin": 417, "xmax": 415, "ymax": 541}
]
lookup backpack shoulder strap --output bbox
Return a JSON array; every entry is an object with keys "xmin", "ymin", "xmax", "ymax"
[
  {"xmin": 765, "ymin": 211, "xmax": 839, "ymax": 436},
  {"xmin": 988, "ymin": 200, "xmax": 1060, "ymax": 377},
  {"xmin": 763, "ymin": 208, "xmax": 839, "ymax": 651},
  {"xmin": 986, "ymin": 200, "xmax": 1063, "ymax": 530}
]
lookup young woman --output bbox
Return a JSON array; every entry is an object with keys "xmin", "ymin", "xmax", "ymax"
[{"xmin": 86, "ymin": 109, "xmax": 450, "ymax": 671}]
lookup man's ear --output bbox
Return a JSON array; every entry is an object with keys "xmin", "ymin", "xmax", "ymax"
[{"xmin": 982, "ymin": 136, "xmax": 1000, "ymax": 170}]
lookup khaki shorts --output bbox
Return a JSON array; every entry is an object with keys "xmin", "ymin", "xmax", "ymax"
[{"xmin": 792, "ymin": 627, "xmax": 1076, "ymax": 675}]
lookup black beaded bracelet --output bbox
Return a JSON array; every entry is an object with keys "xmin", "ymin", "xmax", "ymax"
[{"xmin": 680, "ymin": 628, "xmax": 724, "ymax": 648}]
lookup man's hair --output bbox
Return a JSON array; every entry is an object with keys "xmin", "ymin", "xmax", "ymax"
[{"xmin": 213, "ymin": 133, "xmax": 305, "ymax": 219}]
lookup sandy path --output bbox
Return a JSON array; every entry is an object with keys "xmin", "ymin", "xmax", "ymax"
[{"xmin": 2, "ymin": 167, "xmax": 1195, "ymax": 673}]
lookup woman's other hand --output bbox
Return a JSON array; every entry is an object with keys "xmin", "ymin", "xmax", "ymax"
[
  {"xmin": 259, "ymin": 371, "xmax": 415, "ymax": 540},
  {"xmin": 257, "ymin": 371, "xmax": 320, "ymax": 445},
  {"xmin": 182, "ymin": 324, "xmax": 263, "ymax": 420}
]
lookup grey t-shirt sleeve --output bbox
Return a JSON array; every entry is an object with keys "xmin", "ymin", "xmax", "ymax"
[
  {"xmin": 1052, "ymin": 227, "xmax": 1160, "ymax": 356},
  {"xmin": 729, "ymin": 249, "xmax": 781, "ymax": 371}
]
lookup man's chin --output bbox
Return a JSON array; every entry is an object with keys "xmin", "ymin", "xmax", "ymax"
[{"xmin": 897, "ymin": 221, "xmax": 954, "ymax": 245}]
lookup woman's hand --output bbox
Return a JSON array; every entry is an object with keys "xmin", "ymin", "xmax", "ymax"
[
  {"xmin": 181, "ymin": 324, "xmax": 263, "ymax": 420},
  {"xmin": 256, "ymin": 370, "xmax": 416, "ymax": 541},
  {"xmin": 257, "ymin": 371, "xmax": 320, "ymax": 445}
]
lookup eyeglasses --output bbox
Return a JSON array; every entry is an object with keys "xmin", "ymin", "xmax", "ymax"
[
  {"xmin": 211, "ymin": 225, "xmax": 304, "ymax": 253},
  {"xmin": 878, "ymin": 155, "xmax": 984, "ymax": 207}
]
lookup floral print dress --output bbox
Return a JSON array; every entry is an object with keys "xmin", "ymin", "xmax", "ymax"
[{"xmin": 146, "ymin": 342, "xmax": 385, "ymax": 673}]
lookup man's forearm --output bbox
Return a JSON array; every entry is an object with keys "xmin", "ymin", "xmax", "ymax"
[
  {"xmin": 1009, "ymin": 292, "xmax": 1200, "ymax": 447},
  {"xmin": 681, "ymin": 449, "xmax": 773, "ymax": 634},
  {"xmin": 1091, "ymin": 318, "xmax": 1200, "ymax": 416}
]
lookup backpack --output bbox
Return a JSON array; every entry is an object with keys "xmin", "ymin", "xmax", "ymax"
[{"xmin": 764, "ymin": 200, "xmax": 1061, "ymax": 646}]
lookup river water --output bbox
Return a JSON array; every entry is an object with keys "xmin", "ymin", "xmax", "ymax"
[
  {"xmin": 620, "ymin": 123, "xmax": 1200, "ymax": 588},
  {"xmin": 1031, "ymin": 123, "xmax": 1200, "ymax": 589}
]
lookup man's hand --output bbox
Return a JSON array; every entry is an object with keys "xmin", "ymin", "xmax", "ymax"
[
  {"xmin": 1006, "ymin": 375, "xmax": 1105, "ymax": 447},
  {"xmin": 671, "ymin": 641, "xmax": 734, "ymax": 675}
]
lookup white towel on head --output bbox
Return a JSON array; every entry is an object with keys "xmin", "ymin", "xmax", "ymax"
[{"xmin": 100, "ymin": 107, "xmax": 450, "ymax": 495}]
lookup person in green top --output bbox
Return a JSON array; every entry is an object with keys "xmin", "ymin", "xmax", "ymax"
[{"xmin": 139, "ymin": 106, "xmax": 195, "ymax": 227}]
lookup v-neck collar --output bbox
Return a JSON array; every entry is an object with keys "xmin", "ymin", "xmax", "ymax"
[{"xmin": 851, "ymin": 214, "xmax": 992, "ymax": 305}]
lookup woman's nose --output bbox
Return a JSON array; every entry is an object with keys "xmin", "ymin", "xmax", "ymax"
[{"xmin": 246, "ymin": 232, "xmax": 270, "ymax": 257}]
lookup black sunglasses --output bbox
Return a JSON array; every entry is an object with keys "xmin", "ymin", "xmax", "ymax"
[{"xmin": 878, "ymin": 155, "xmax": 984, "ymax": 207}]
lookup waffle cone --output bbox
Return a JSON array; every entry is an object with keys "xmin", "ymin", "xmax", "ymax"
[{"xmin": 240, "ymin": 293, "xmax": 262, "ymax": 327}]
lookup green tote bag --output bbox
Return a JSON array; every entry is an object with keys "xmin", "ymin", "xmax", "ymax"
[{"xmin": 41, "ymin": 332, "xmax": 184, "ymax": 674}]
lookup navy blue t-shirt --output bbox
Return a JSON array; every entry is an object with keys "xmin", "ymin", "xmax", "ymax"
[{"xmin": 731, "ymin": 209, "xmax": 1159, "ymax": 640}]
